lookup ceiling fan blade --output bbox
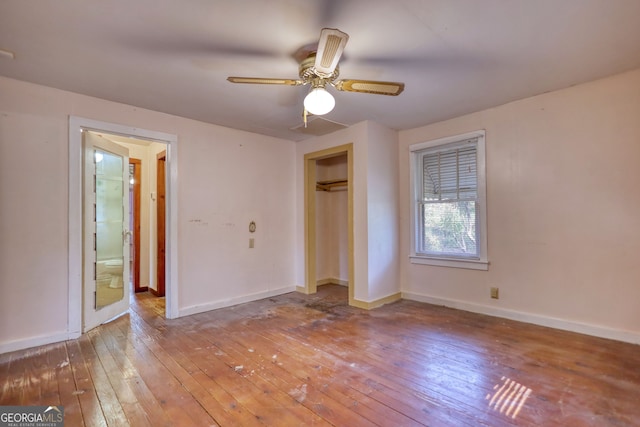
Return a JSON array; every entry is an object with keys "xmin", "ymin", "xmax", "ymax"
[
  {"xmin": 333, "ymin": 79, "xmax": 405, "ymax": 96},
  {"xmin": 227, "ymin": 77, "xmax": 303, "ymax": 86},
  {"xmin": 314, "ymin": 28, "xmax": 349, "ymax": 76}
]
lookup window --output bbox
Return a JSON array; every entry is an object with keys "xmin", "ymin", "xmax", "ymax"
[{"xmin": 410, "ymin": 131, "xmax": 488, "ymax": 270}]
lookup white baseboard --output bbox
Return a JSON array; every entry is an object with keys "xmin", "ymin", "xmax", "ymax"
[
  {"xmin": 179, "ymin": 286, "xmax": 297, "ymax": 318},
  {"xmin": 402, "ymin": 292, "xmax": 640, "ymax": 345},
  {"xmin": 0, "ymin": 331, "xmax": 76, "ymax": 355},
  {"xmin": 317, "ymin": 278, "xmax": 349, "ymax": 287}
]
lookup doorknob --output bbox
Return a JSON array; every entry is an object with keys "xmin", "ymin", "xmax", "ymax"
[{"xmin": 123, "ymin": 230, "xmax": 133, "ymax": 242}]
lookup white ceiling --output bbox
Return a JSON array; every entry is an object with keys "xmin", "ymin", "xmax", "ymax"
[{"xmin": 2, "ymin": 0, "xmax": 640, "ymax": 141}]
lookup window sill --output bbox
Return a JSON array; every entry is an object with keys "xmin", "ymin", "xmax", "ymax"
[{"xmin": 410, "ymin": 255, "xmax": 489, "ymax": 270}]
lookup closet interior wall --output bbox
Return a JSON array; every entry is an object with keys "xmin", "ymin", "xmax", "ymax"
[{"xmin": 315, "ymin": 154, "xmax": 349, "ymax": 287}]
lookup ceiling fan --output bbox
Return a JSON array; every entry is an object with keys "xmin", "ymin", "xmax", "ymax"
[{"xmin": 227, "ymin": 28, "xmax": 405, "ymax": 123}]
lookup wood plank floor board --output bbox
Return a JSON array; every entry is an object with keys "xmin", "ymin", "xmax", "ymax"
[
  {"xmin": 336, "ymin": 308, "xmax": 608, "ymax": 424},
  {"xmin": 188, "ymin": 321, "xmax": 383, "ymax": 427},
  {"xmin": 98, "ymin": 321, "xmax": 175, "ymax": 427},
  {"xmin": 2, "ymin": 285, "xmax": 639, "ymax": 426},
  {"xmin": 292, "ymin": 296, "xmax": 636, "ymax": 426},
  {"xmin": 245, "ymin": 326, "xmax": 440, "ymax": 426},
  {"xmin": 106, "ymin": 318, "xmax": 202, "ymax": 427},
  {"xmin": 109, "ymin": 318, "xmax": 220, "ymax": 427},
  {"xmin": 126, "ymin": 309, "xmax": 281, "ymax": 427},
  {"xmin": 123, "ymin": 311, "xmax": 264, "ymax": 423},
  {"xmin": 214, "ymin": 322, "xmax": 426, "ymax": 427},
  {"xmin": 369, "ymin": 298, "xmax": 640, "ymax": 426},
  {"xmin": 215, "ymin": 306, "xmax": 480, "ymax": 426},
  {"xmin": 123, "ymin": 313, "xmax": 270, "ymax": 426},
  {"xmin": 0, "ymin": 352, "xmax": 13, "ymax": 404},
  {"xmin": 257, "ymin": 327, "xmax": 484, "ymax": 427},
  {"xmin": 137, "ymin": 313, "xmax": 340, "ymax": 427},
  {"xmin": 77, "ymin": 333, "xmax": 130, "ymax": 426},
  {"xmin": 391, "ymin": 306, "xmax": 640, "ymax": 425},
  {"xmin": 182, "ymin": 342, "xmax": 334, "ymax": 426},
  {"xmin": 0, "ymin": 352, "xmax": 22, "ymax": 406},
  {"xmin": 250, "ymin": 288, "xmax": 637, "ymax": 427},
  {"xmin": 90, "ymin": 325, "xmax": 154, "ymax": 427},
  {"xmin": 143, "ymin": 296, "xmax": 418, "ymax": 426},
  {"xmin": 19, "ymin": 343, "xmax": 66, "ymax": 406},
  {"xmin": 65, "ymin": 338, "xmax": 109, "ymax": 427},
  {"xmin": 210, "ymin": 306, "xmax": 440, "ymax": 425},
  {"xmin": 250, "ymin": 307, "xmax": 499, "ymax": 425},
  {"xmin": 52, "ymin": 342, "xmax": 84, "ymax": 426}
]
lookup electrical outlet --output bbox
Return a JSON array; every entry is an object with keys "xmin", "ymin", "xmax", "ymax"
[
  {"xmin": 490, "ymin": 287, "xmax": 499, "ymax": 299},
  {"xmin": 249, "ymin": 238, "xmax": 254, "ymax": 249}
]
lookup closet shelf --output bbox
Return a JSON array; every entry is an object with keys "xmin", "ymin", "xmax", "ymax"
[{"xmin": 316, "ymin": 179, "xmax": 348, "ymax": 192}]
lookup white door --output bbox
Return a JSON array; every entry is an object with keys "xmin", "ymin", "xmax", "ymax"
[{"xmin": 83, "ymin": 131, "xmax": 130, "ymax": 332}]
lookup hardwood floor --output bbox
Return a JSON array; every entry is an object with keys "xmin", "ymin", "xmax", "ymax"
[{"xmin": 1, "ymin": 285, "xmax": 639, "ymax": 426}]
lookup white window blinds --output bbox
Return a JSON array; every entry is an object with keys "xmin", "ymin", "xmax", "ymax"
[{"xmin": 422, "ymin": 140, "xmax": 478, "ymax": 201}]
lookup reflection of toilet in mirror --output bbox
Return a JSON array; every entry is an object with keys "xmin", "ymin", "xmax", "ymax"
[{"xmin": 96, "ymin": 259, "xmax": 124, "ymax": 288}]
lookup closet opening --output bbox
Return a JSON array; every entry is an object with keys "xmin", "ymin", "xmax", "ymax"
[{"xmin": 303, "ymin": 143, "xmax": 355, "ymax": 305}]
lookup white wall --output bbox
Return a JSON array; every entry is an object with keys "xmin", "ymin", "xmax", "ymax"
[
  {"xmin": 399, "ymin": 68, "xmax": 640, "ymax": 343},
  {"xmin": 176, "ymin": 132, "xmax": 295, "ymax": 316},
  {"xmin": 365, "ymin": 122, "xmax": 400, "ymax": 302},
  {"xmin": 0, "ymin": 76, "xmax": 297, "ymax": 353}
]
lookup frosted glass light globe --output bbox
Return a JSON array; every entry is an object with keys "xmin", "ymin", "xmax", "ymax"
[{"xmin": 304, "ymin": 87, "xmax": 335, "ymax": 115}]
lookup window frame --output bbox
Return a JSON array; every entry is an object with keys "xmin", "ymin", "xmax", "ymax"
[{"xmin": 409, "ymin": 130, "xmax": 488, "ymax": 270}]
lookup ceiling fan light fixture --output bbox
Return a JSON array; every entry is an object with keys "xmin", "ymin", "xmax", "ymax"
[
  {"xmin": 304, "ymin": 87, "xmax": 335, "ymax": 115},
  {"xmin": 227, "ymin": 28, "xmax": 405, "ymax": 119}
]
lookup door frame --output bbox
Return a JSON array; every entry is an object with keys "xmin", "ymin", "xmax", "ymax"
[
  {"xmin": 68, "ymin": 116, "xmax": 179, "ymax": 338},
  {"xmin": 303, "ymin": 143, "xmax": 355, "ymax": 305}
]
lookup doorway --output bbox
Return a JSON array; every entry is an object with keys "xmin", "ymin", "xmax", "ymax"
[
  {"xmin": 130, "ymin": 158, "xmax": 145, "ymax": 293},
  {"xmin": 105, "ymin": 138, "xmax": 164, "ymax": 299},
  {"xmin": 155, "ymin": 150, "xmax": 166, "ymax": 297},
  {"xmin": 303, "ymin": 143, "xmax": 355, "ymax": 305},
  {"xmin": 68, "ymin": 116, "xmax": 179, "ymax": 338},
  {"xmin": 82, "ymin": 132, "xmax": 167, "ymax": 332}
]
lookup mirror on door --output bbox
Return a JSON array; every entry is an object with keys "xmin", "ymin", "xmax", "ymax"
[{"xmin": 94, "ymin": 148, "xmax": 125, "ymax": 309}]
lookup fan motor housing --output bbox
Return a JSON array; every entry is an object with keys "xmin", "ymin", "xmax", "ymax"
[{"xmin": 299, "ymin": 53, "xmax": 339, "ymax": 81}]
